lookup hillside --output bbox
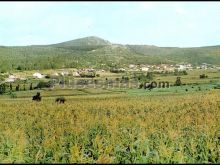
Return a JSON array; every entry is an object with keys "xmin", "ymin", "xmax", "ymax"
[
  {"xmin": 50, "ymin": 36, "xmax": 111, "ymax": 50},
  {"xmin": 0, "ymin": 36, "xmax": 220, "ymax": 72}
]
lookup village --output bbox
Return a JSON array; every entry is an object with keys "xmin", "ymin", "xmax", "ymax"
[{"xmin": 1, "ymin": 62, "xmax": 220, "ymax": 83}]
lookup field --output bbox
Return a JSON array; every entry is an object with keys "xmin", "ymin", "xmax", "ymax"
[{"xmin": 0, "ymin": 69, "xmax": 220, "ymax": 163}]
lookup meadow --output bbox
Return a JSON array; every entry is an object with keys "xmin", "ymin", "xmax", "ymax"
[{"xmin": 0, "ymin": 69, "xmax": 220, "ymax": 163}]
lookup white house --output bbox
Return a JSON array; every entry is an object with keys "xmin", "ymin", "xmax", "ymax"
[
  {"xmin": 74, "ymin": 72, "xmax": 81, "ymax": 77},
  {"xmin": 129, "ymin": 64, "xmax": 136, "ymax": 69},
  {"xmin": 33, "ymin": 72, "xmax": 44, "ymax": 79},
  {"xmin": 141, "ymin": 67, "xmax": 149, "ymax": 71},
  {"xmin": 61, "ymin": 71, "xmax": 69, "ymax": 76},
  {"xmin": 200, "ymin": 63, "xmax": 208, "ymax": 70},
  {"xmin": 176, "ymin": 64, "xmax": 186, "ymax": 71},
  {"xmin": 119, "ymin": 68, "xmax": 126, "ymax": 72},
  {"xmin": 20, "ymin": 77, "xmax": 27, "ymax": 81},
  {"xmin": 5, "ymin": 75, "xmax": 17, "ymax": 82},
  {"xmin": 5, "ymin": 78, "xmax": 15, "ymax": 83},
  {"xmin": 9, "ymin": 75, "xmax": 16, "ymax": 79}
]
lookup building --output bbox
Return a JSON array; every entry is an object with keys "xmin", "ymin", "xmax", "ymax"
[
  {"xmin": 141, "ymin": 67, "xmax": 149, "ymax": 72},
  {"xmin": 33, "ymin": 72, "xmax": 45, "ymax": 79},
  {"xmin": 129, "ymin": 64, "xmax": 136, "ymax": 69},
  {"xmin": 176, "ymin": 64, "xmax": 187, "ymax": 71},
  {"xmin": 61, "ymin": 71, "xmax": 69, "ymax": 76},
  {"xmin": 74, "ymin": 72, "xmax": 81, "ymax": 77},
  {"xmin": 200, "ymin": 63, "xmax": 208, "ymax": 70},
  {"xmin": 5, "ymin": 75, "xmax": 18, "ymax": 82}
]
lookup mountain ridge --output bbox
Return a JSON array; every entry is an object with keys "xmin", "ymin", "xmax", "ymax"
[
  {"xmin": 0, "ymin": 36, "xmax": 220, "ymax": 71},
  {"xmin": 2, "ymin": 36, "xmax": 220, "ymax": 49}
]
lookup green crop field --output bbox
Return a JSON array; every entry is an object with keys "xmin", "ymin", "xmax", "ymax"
[{"xmin": 0, "ymin": 89, "xmax": 220, "ymax": 163}]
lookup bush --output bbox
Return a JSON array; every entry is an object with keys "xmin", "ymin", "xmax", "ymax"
[
  {"xmin": 146, "ymin": 72, "xmax": 153, "ymax": 80},
  {"xmin": 138, "ymin": 83, "xmax": 144, "ymax": 89},
  {"xmin": 122, "ymin": 76, "xmax": 129, "ymax": 81},
  {"xmin": 200, "ymin": 74, "xmax": 208, "ymax": 79},
  {"xmin": 30, "ymin": 83, "xmax": 33, "ymax": 90},
  {"xmin": 80, "ymin": 72, "xmax": 96, "ymax": 78},
  {"xmin": 183, "ymin": 70, "xmax": 188, "ymax": 75},
  {"xmin": 214, "ymin": 85, "xmax": 220, "ymax": 89},
  {"xmin": 10, "ymin": 92, "xmax": 17, "ymax": 98},
  {"xmin": 15, "ymin": 84, "xmax": 20, "ymax": 91},
  {"xmin": 175, "ymin": 77, "xmax": 182, "ymax": 86},
  {"xmin": 136, "ymin": 73, "xmax": 152, "ymax": 82},
  {"xmin": 45, "ymin": 75, "xmax": 50, "ymax": 79},
  {"xmin": 110, "ymin": 68, "xmax": 125, "ymax": 73},
  {"xmin": 36, "ymin": 81, "xmax": 53, "ymax": 89},
  {"xmin": 174, "ymin": 70, "xmax": 188, "ymax": 76},
  {"xmin": 0, "ymin": 83, "xmax": 6, "ymax": 94},
  {"xmin": 16, "ymin": 66, "xmax": 22, "ymax": 70}
]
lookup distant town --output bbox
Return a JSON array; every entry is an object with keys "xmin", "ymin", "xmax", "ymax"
[{"xmin": 1, "ymin": 62, "xmax": 220, "ymax": 83}]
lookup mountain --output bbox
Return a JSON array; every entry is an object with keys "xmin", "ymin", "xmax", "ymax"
[
  {"xmin": 49, "ymin": 36, "xmax": 111, "ymax": 50},
  {"xmin": 0, "ymin": 36, "xmax": 220, "ymax": 72}
]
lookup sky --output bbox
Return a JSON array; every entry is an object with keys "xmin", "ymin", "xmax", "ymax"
[{"xmin": 0, "ymin": 1, "xmax": 220, "ymax": 47}]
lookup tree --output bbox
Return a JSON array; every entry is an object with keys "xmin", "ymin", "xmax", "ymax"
[
  {"xmin": 30, "ymin": 83, "xmax": 33, "ymax": 90},
  {"xmin": 175, "ymin": 77, "xmax": 182, "ymax": 86},
  {"xmin": 23, "ymin": 84, "xmax": 26, "ymax": 91},
  {"xmin": 183, "ymin": 70, "xmax": 188, "ymax": 75},
  {"xmin": 10, "ymin": 83, "xmax": 13, "ymax": 91},
  {"xmin": 200, "ymin": 74, "xmax": 208, "ymax": 79},
  {"xmin": 16, "ymin": 84, "xmax": 20, "ymax": 91},
  {"xmin": 17, "ymin": 65, "xmax": 22, "ymax": 70},
  {"xmin": 146, "ymin": 72, "xmax": 153, "ymax": 80},
  {"xmin": 36, "ymin": 81, "xmax": 53, "ymax": 89},
  {"xmin": 0, "ymin": 83, "xmax": 6, "ymax": 94}
]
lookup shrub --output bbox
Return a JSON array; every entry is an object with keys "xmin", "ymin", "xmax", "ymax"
[
  {"xmin": 0, "ymin": 83, "xmax": 6, "ymax": 94},
  {"xmin": 138, "ymin": 83, "xmax": 144, "ymax": 89},
  {"xmin": 10, "ymin": 92, "xmax": 17, "ymax": 98},
  {"xmin": 30, "ymin": 83, "xmax": 33, "ymax": 90},
  {"xmin": 16, "ymin": 66, "xmax": 22, "ymax": 70},
  {"xmin": 110, "ymin": 68, "xmax": 125, "ymax": 73},
  {"xmin": 200, "ymin": 74, "xmax": 208, "ymax": 79},
  {"xmin": 15, "ymin": 84, "xmax": 20, "ymax": 91},
  {"xmin": 45, "ymin": 75, "xmax": 50, "ymax": 79},
  {"xmin": 80, "ymin": 72, "xmax": 96, "ymax": 78},
  {"xmin": 146, "ymin": 72, "xmax": 153, "ymax": 80},
  {"xmin": 175, "ymin": 77, "xmax": 182, "ymax": 86},
  {"xmin": 36, "ymin": 81, "xmax": 53, "ymax": 89}
]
